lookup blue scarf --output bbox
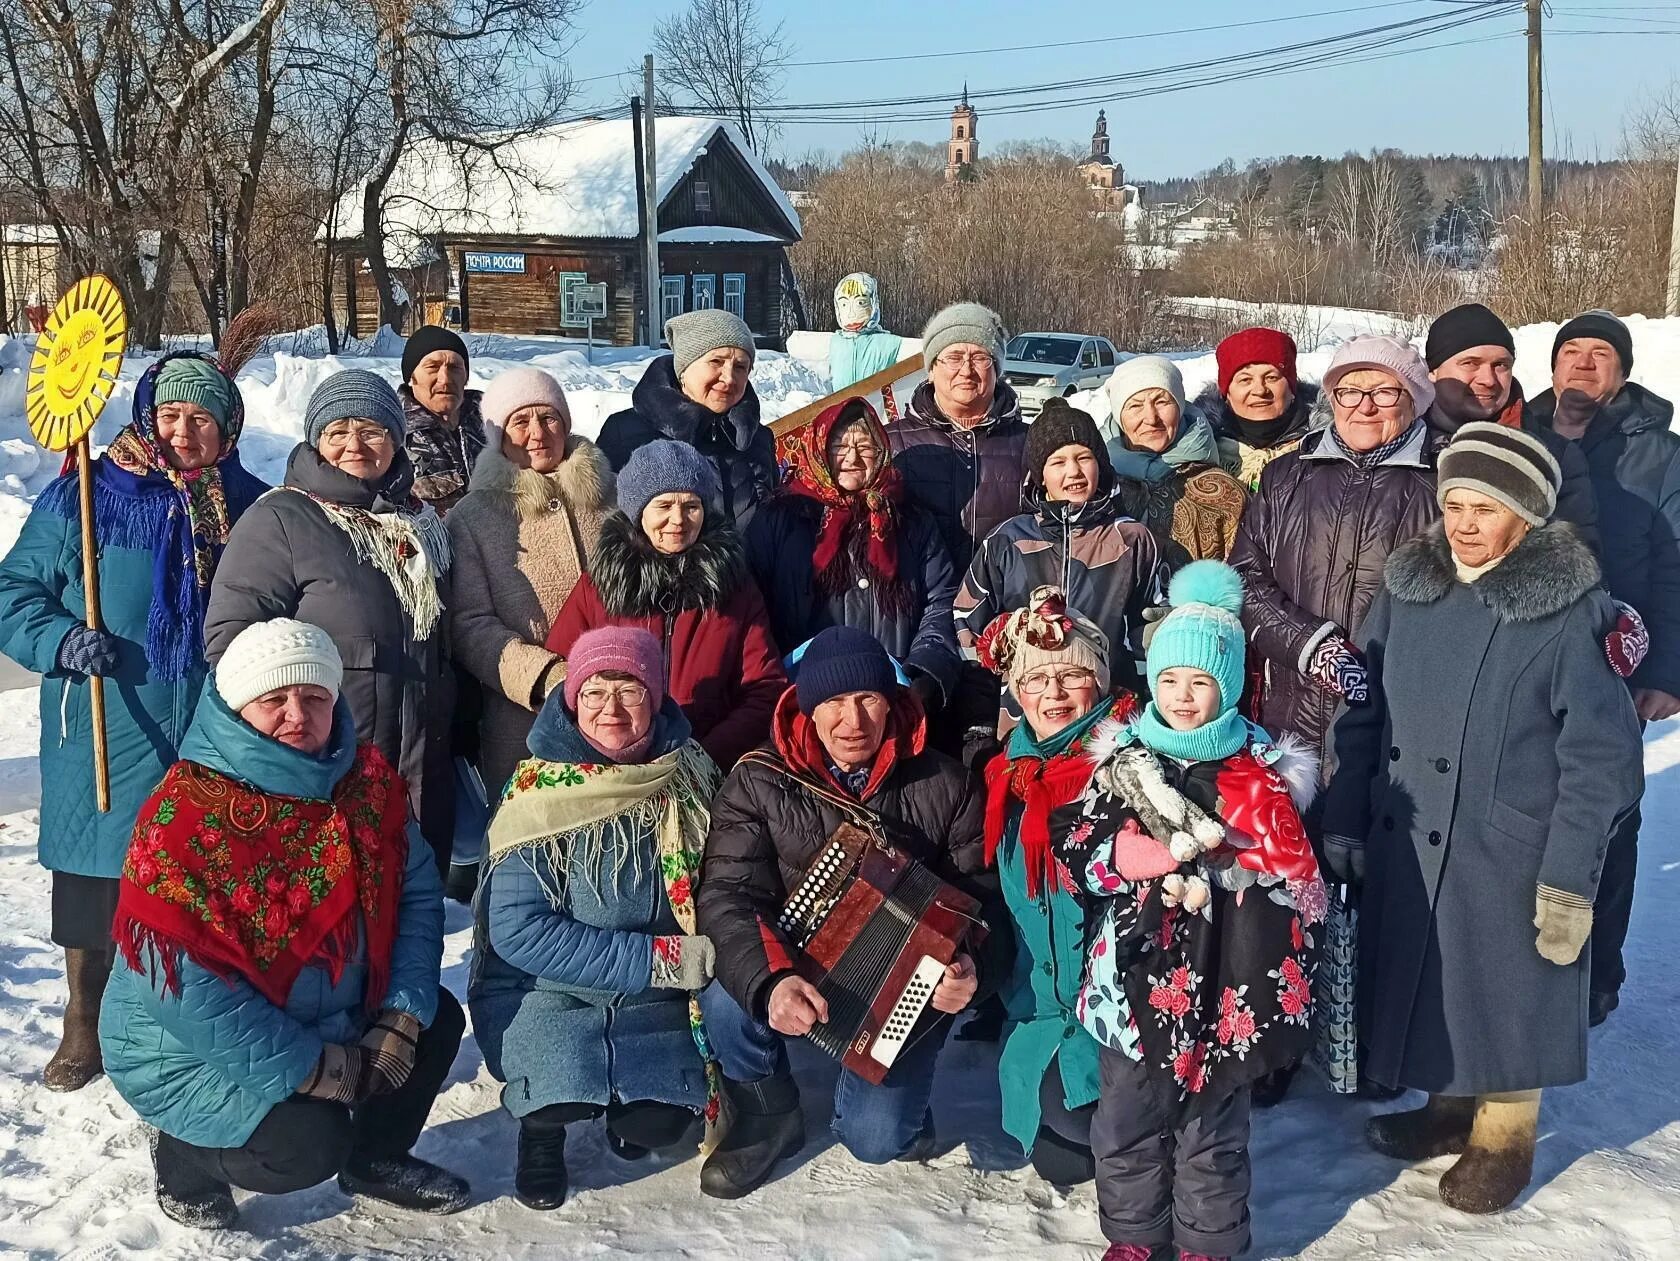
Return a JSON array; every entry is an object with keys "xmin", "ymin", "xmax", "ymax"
[
  {"xmin": 1106, "ymin": 407, "xmax": 1223, "ymax": 484},
  {"xmin": 1133, "ymin": 703, "xmax": 1251, "ymax": 764}
]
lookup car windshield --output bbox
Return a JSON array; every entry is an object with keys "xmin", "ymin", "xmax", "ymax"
[{"xmin": 1006, "ymin": 336, "xmax": 1081, "ymax": 366}]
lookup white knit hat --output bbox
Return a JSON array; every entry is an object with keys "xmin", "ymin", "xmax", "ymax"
[
  {"xmin": 215, "ymin": 619, "xmax": 344, "ymax": 712},
  {"xmin": 1105, "ymin": 355, "xmax": 1187, "ymax": 414}
]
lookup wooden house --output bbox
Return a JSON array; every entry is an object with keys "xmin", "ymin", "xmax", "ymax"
[{"xmin": 323, "ymin": 116, "xmax": 804, "ymax": 346}]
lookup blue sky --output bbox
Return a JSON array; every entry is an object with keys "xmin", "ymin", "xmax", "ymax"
[{"xmin": 562, "ymin": 0, "xmax": 1680, "ymax": 178}]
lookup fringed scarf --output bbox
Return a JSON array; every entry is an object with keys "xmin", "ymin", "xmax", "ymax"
[
  {"xmin": 112, "ymin": 743, "xmax": 408, "ymax": 1011},
  {"xmin": 485, "ymin": 738, "xmax": 724, "ymax": 1145},
  {"xmin": 782, "ymin": 398, "xmax": 910, "ymax": 614},
  {"xmin": 292, "ymin": 491, "xmax": 453, "ymax": 640}
]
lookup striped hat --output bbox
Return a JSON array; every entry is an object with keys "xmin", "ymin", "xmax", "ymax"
[{"xmin": 1436, "ymin": 422, "xmax": 1562, "ymax": 526}]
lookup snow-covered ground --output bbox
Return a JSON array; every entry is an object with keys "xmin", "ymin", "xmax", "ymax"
[{"xmin": 0, "ymin": 318, "xmax": 1676, "ymax": 1258}]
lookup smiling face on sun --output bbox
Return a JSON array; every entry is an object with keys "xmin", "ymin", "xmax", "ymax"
[{"xmin": 26, "ymin": 276, "xmax": 129, "ymax": 453}]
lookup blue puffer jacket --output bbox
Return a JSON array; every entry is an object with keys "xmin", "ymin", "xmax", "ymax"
[
  {"xmin": 469, "ymin": 698, "xmax": 710, "ymax": 1120},
  {"xmin": 97, "ymin": 685, "xmax": 444, "ymax": 1149},
  {"xmin": 0, "ymin": 356, "xmax": 267, "ymax": 877}
]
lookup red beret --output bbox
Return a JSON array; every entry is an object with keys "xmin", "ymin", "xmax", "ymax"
[{"xmin": 1216, "ymin": 327, "xmax": 1298, "ymax": 398}]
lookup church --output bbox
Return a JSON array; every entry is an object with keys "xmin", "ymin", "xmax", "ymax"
[{"xmin": 941, "ymin": 97, "xmax": 1138, "ymax": 210}]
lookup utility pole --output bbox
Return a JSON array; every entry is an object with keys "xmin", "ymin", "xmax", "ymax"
[
  {"xmin": 1527, "ymin": 0, "xmax": 1543, "ymax": 221},
  {"xmin": 1666, "ymin": 144, "xmax": 1680, "ymax": 318},
  {"xmin": 641, "ymin": 55, "xmax": 661, "ymax": 350}
]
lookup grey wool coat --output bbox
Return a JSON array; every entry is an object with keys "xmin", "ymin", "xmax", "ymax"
[
  {"xmin": 447, "ymin": 435, "xmax": 615, "ymax": 800},
  {"xmin": 1321, "ymin": 521, "xmax": 1643, "ymax": 1096}
]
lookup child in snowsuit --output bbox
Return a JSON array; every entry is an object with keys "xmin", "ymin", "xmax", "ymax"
[{"xmin": 1052, "ymin": 561, "xmax": 1327, "ymax": 1261}]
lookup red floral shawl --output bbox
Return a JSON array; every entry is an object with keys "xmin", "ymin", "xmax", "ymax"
[{"xmin": 112, "ymin": 744, "xmax": 409, "ymax": 1012}]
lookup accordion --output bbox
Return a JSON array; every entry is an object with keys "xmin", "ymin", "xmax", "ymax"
[{"xmin": 778, "ymin": 823, "xmax": 984, "ymax": 1085}]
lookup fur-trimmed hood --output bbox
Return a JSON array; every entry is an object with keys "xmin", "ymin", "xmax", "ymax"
[
  {"xmin": 468, "ymin": 432, "xmax": 616, "ymax": 522},
  {"xmin": 1086, "ymin": 712, "xmax": 1320, "ymax": 812},
  {"xmin": 1385, "ymin": 520, "xmax": 1600, "ymax": 622},
  {"xmin": 589, "ymin": 510, "xmax": 748, "ymax": 618}
]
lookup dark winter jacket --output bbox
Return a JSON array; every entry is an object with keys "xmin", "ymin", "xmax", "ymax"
[
  {"xmin": 400, "ymin": 385, "xmax": 486, "ymax": 515},
  {"xmin": 887, "ymin": 379, "xmax": 1029, "ymax": 573},
  {"xmin": 1322, "ymin": 522, "xmax": 1642, "ymax": 1094},
  {"xmin": 746, "ymin": 493, "xmax": 962, "ymax": 701},
  {"xmin": 545, "ymin": 513, "xmax": 786, "ymax": 769},
  {"xmin": 1201, "ymin": 383, "xmax": 1320, "ymax": 493},
  {"xmin": 204, "ymin": 445, "xmax": 456, "ymax": 862},
  {"xmin": 697, "ymin": 691, "xmax": 1010, "ymax": 1023},
  {"xmin": 1530, "ymin": 382, "xmax": 1680, "ymax": 695},
  {"xmin": 1227, "ymin": 421, "xmax": 1437, "ymax": 783},
  {"xmin": 597, "ymin": 355, "xmax": 776, "ymax": 530}
]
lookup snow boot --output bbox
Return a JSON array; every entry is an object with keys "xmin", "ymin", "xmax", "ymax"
[
  {"xmin": 897, "ymin": 1113, "xmax": 938, "ymax": 1163},
  {"xmin": 44, "ymin": 947, "xmax": 110, "ymax": 1092},
  {"xmin": 1030, "ymin": 1125, "xmax": 1096, "ymax": 1187},
  {"xmin": 1250, "ymin": 1062, "xmax": 1299, "ymax": 1110},
  {"xmin": 338, "ymin": 1153, "xmax": 471, "ymax": 1214},
  {"xmin": 514, "ymin": 1111, "xmax": 569, "ymax": 1210},
  {"xmin": 1437, "ymin": 1091, "xmax": 1540, "ymax": 1214},
  {"xmin": 444, "ymin": 857, "xmax": 479, "ymax": 906},
  {"xmin": 956, "ymin": 993, "xmax": 1006, "ymax": 1043},
  {"xmin": 1100, "ymin": 1245, "xmax": 1154, "ymax": 1261},
  {"xmin": 1589, "ymin": 989, "xmax": 1619, "ymax": 1028},
  {"xmin": 699, "ymin": 1072, "xmax": 804, "ymax": 1199},
  {"xmin": 1366, "ymin": 1094, "xmax": 1476, "ymax": 1160},
  {"xmin": 152, "ymin": 1131, "xmax": 239, "ymax": 1230}
]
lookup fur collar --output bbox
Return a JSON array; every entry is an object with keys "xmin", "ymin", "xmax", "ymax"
[
  {"xmin": 590, "ymin": 510, "xmax": 747, "ymax": 617},
  {"xmin": 1385, "ymin": 520, "xmax": 1600, "ymax": 621},
  {"xmin": 1086, "ymin": 713, "xmax": 1319, "ymax": 812},
  {"xmin": 468, "ymin": 434, "xmax": 615, "ymax": 522}
]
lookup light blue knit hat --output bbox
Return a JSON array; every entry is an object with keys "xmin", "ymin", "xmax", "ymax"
[
  {"xmin": 303, "ymin": 369, "xmax": 407, "ymax": 447},
  {"xmin": 1145, "ymin": 561, "xmax": 1246, "ymax": 714}
]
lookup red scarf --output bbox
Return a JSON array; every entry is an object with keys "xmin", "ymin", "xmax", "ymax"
[
  {"xmin": 782, "ymin": 399, "xmax": 907, "ymax": 606},
  {"xmin": 983, "ymin": 746, "xmax": 1096, "ymax": 901},
  {"xmin": 770, "ymin": 686, "xmax": 926, "ymax": 800},
  {"xmin": 113, "ymin": 744, "xmax": 409, "ymax": 1013}
]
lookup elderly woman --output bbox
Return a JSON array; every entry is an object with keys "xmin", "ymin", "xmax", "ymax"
[
  {"xmin": 1203, "ymin": 328, "xmax": 1317, "ymax": 492},
  {"xmin": 547, "ymin": 439, "xmax": 785, "ymax": 770},
  {"xmin": 400, "ymin": 326, "xmax": 485, "ymax": 513},
  {"xmin": 1101, "ymin": 356, "xmax": 1247, "ymax": 565},
  {"xmin": 746, "ymin": 397, "xmax": 960, "ymax": 712},
  {"xmin": 1322, "ymin": 425, "xmax": 1643, "ymax": 1215},
  {"xmin": 470, "ymin": 627, "xmax": 721, "ymax": 1210},
  {"xmin": 100, "ymin": 620, "xmax": 467, "ymax": 1228},
  {"xmin": 207, "ymin": 369, "xmax": 455, "ymax": 873},
  {"xmin": 597, "ymin": 310, "xmax": 774, "ymax": 529},
  {"xmin": 448, "ymin": 367, "xmax": 616, "ymax": 800},
  {"xmin": 0, "ymin": 351, "xmax": 268, "ymax": 1092}
]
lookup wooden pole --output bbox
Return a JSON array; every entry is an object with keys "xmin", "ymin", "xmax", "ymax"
[
  {"xmin": 642, "ymin": 56, "xmax": 662, "ymax": 350},
  {"xmin": 1667, "ymin": 143, "xmax": 1680, "ymax": 319},
  {"xmin": 1527, "ymin": 0, "xmax": 1543, "ymax": 221},
  {"xmin": 769, "ymin": 354, "xmax": 926, "ymax": 439},
  {"xmin": 75, "ymin": 437, "xmax": 110, "ymax": 812}
]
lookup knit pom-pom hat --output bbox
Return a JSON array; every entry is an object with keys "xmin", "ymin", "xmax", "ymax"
[{"xmin": 1145, "ymin": 561, "xmax": 1246, "ymax": 713}]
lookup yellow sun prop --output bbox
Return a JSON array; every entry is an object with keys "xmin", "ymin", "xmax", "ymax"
[{"xmin": 25, "ymin": 275, "xmax": 128, "ymax": 452}]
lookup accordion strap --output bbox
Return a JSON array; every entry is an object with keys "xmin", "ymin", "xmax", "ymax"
[{"xmin": 735, "ymin": 749, "xmax": 888, "ymax": 844}]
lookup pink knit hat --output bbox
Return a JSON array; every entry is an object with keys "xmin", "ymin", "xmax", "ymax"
[
  {"xmin": 480, "ymin": 366, "xmax": 572, "ymax": 440},
  {"xmin": 563, "ymin": 627, "xmax": 665, "ymax": 711},
  {"xmin": 1322, "ymin": 334, "xmax": 1436, "ymax": 416}
]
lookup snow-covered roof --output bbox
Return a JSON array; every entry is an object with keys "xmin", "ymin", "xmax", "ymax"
[
  {"xmin": 324, "ymin": 116, "xmax": 800, "ymax": 253},
  {"xmin": 658, "ymin": 226, "xmax": 784, "ymax": 244},
  {"xmin": 2, "ymin": 225, "xmax": 58, "ymax": 245}
]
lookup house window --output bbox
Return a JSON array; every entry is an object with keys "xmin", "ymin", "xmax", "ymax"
[
  {"xmin": 694, "ymin": 180, "xmax": 712, "ymax": 212},
  {"xmin": 691, "ymin": 274, "xmax": 717, "ymax": 310},
  {"xmin": 660, "ymin": 275, "xmax": 685, "ymax": 325},
  {"xmin": 723, "ymin": 273, "xmax": 746, "ymax": 320}
]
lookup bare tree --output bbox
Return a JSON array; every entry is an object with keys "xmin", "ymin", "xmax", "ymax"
[{"xmin": 649, "ymin": 0, "xmax": 790, "ymax": 154}]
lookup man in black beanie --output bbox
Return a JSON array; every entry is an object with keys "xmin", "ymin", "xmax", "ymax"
[
  {"xmin": 399, "ymin": 324, "xmax": 484, "ymax": 513},
  {"xmin": 1530, "ymin": 308, "xmax": 1680, "ymax": 1026},
  {"xmin": 1422, "ymin": 303, "xmax": 1597, "ymax": 550}
]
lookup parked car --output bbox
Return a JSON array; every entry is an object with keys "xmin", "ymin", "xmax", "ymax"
[{"xmin": 1001, "ymin": 333, "xmax": 1119, "ymax": 417}]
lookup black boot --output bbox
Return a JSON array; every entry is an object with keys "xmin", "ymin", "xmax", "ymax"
[
  {"xmin": 45, "ymin": 948, "xmax": 110, "ymax": 1092},
  {"xmin": 1030, "ymin": 1125, "xmax": 1095, "ymax": 1187},
  {"xmin": 514, "ymin": 1111, "xmax": 569, "ymax": 1210},
  {"xmin": 152, "ymin": 1131, "xmax": 239, "ymax": 1230},
  {"xmin": 1589, "ymin": 989, "xmax": 1619, "ymax": 1028},
  {"xmin": 1367, "ymin": 1094, "xmax": 1476, "ymax": 1160},
  {"xmin": 338, "ymin": 1153, "xmax": 470, "ymax": 1214},
  {"xmin": 1251, "ymin": 1062, "xmax": 1299, "ymax": 1110},
  {"xmin": 699, "ymin": 1073, "xmax": 805, "ymax": 1199},
  {"xmin": 444, "ymin": 858, "xmax": 480, "ymax": 906}
]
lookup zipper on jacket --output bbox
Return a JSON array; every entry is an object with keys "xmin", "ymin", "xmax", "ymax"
[{"xmin": 661, "ymin": 611, "xmax": 676, "ymax": 680}]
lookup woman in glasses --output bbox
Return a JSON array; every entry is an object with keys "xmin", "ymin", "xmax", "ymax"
[{"xmin": 206, "ymin": 370, "xmax": 456, "ymax": 876}]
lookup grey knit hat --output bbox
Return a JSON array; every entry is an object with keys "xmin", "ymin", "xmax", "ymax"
[
  {"xmin": 666, "ymin": 309, "xmax": 757, "ymax": 377},
  {"xmin": 617, "ymin": 439, "xmax": 721, "ymax": 524},
  {"xmin": 304, "ymin": 369, "xmax": 407, "ymax": 447},
  {"xmin": 1437, "ymin": 421, "xmax": 1562, "ymax": 526},
  {"xmin": 921, "ymin": 301, "xmax": 1007, "ymax": 367}
]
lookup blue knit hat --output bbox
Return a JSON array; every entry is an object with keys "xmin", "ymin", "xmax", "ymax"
[
  {"xmin": 1145, "ymin": 561, "xmax": 1246, "ymax": 715},
  {"xmin": 796, "ymin": 626, "xmax": 899, "ymax": 716},
  {"xmin": 617, "ymin": 439, "xmax": 721, "ymax": 524},
  {"xmin": 304, "ymin": 369, "xmax": 407, "ymax": 447}
]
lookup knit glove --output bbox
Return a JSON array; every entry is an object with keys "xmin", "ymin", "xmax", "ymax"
[
  {"xmin": 962, "ymin": 729, "xmax": 1003, "ymax": 772},
  {"xmin": 651, "ymin": 934, "xmax": 716, "ymax": 991},
  {"xmin": 56, "ymin": 625, "xmax": 120, "ymax": 678},
  {"xmin": 1307, "ymin": 636, "xmax": 1369, "ymax": 705},
  {"xmin": 358, "ymin": 1009, "xmax": 422, "ymax": 1097},
  {"xmin": 1605, "ymin": 601, "xmax": 1649, "ymax": 680},
  {"xmin": 1140, "ymin": 604, "xmax": 1170, "ymax": 651},
  {"xmin": 1534, "ymin": 885, "xmax": 1593, "ymax": 966},
  {"xmin": 1321, "ymin": 834, "xmax": 1366, "ymax": 887},
  {"xmin": 297, "ymin": 1043, "xmax": 365, "ymax": 1105}
]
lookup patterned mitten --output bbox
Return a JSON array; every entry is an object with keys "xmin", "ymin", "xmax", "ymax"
[
  {"xmin": 651, "ymin": 934, "xmax": 716, "ymax": 991},
  {"xmin": 1307, "ymin": 636, "xmax": 1369, "ymax": 705},
  {"xmin": 1605, "ymin": 601, "xmax": 1649, "ymax": 680},
  {"xmin": 57, "ymin": 625, "xmax": 120, "ymax": 677},
  {"xmin": 359, "ymin": 1010, "xmax": 422, "ymax": 1096},
  {"xmin": 298, "ymin": 1043, "xmax": 365, "ymax": 1104}
]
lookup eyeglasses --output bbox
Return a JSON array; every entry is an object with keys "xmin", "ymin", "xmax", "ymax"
[
  {"xmin": 1332, "ymin": 385, "xmax": 1405, "ymax": 410},
  {"xmin": 578, "ymin": 683, "xmax": 649, "ymax": 710},
  {"xmin": 934, "ymin": 352, "xmax": 994, "ymax": 372},
  {"xmin": 831, "ymin": 438, "xmax": 880, "ymax": 462},
  {"xmin": 1017, "ymin": 668, "xmax": 1098, "ymax": 696},
  {"xmin": 320, "ymin": 423, "xmax": 394, "ymax": 447}
]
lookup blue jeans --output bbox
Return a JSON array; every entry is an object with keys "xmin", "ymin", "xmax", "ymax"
[{"xmin": 698, "ymin": 981, "xmax": 947, "ymax": 1164}]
